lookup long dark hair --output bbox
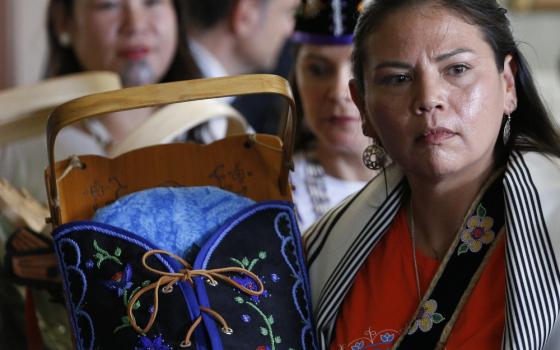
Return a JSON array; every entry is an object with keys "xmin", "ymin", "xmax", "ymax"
[
  {"xmin": 352, "ymin": 0, "xmax": 560, "ymax": 158},
  {"xmin": 182, "ymin": 0, "xmax": 238, "ymax": 30},
  {"xmin": 44, "ymin": 0, "xmax": 200, "ymax": 82},
  {"xmin": 289, "ymin": 43, "xmax": 317, "ymax": 152}
]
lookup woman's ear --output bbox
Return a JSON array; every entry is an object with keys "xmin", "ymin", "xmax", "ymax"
[
  {"xmin": 350, "ymin": 78, "xmax": 375, "ymax": 138},
  {"xmin": 502, "ymin": 54, "xmax": 518, "ymax": 115}
]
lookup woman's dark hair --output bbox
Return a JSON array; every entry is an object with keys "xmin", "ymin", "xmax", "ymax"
[
  {"xmin": 183, "ymin": 0, "xmax": 271, "ymax": 30},
  {"xmin": 352, "ymin": 0, "xmax": 560, "ymax": 157},
  {"xmin": 183, "ymin": 0, "xmax": 238, "ymax": 30},
  {"xmin": 289, "ymin": 43, "xmax": 317, "ymax": 152},
  {"xmin": 44, "ymin": 0, "xmax": 200, "ymax": 82}
]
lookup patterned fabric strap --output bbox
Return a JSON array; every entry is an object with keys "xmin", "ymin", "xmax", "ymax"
[{"xmin": 395, "ymin": 170, "xmax": 505, "ymax": 349}]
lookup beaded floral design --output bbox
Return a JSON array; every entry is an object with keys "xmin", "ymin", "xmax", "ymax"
[
  {"xmin": 92, "ymin": 240, "xmax": 149, "ymax": 334},
  {"xmin": 231, "ymin": 252, "xmax": 285, "ymax": 350},
  {"xmin": 408, "ymin": 299, "xmax": 445, "ymax": 335},
  {"xmin": 135, "ymin": 334, "xmax": 171, "ymax": 350},
  {"xmin": 458, "ymin": 204, "xmax": 495, "ymax": 255},
  {"xmin": 93, "ymin": 239, "xmax": 122, "ymax": 267},
  {"xmin": 334, "ymin": 328, "xmax": 398, "ymax": 350},
  {"xmin": 104, "ymin": 264, "xmax": 133, "ymax": 297}
]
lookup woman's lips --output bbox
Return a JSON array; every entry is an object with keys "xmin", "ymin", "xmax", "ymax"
[
  {"xmin": 119, "ymin": 47, "xmax": 150, "ymax": 61},
  {"xmin": 328, "ymin": 115, "xmax": 360, "ymax": 125},
  {"xmin": 419, "ymin": 127, "xmax": 456, "ymax": 144}
]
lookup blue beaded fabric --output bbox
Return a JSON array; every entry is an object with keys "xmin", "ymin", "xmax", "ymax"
[{"xmin": 53, "ymin": 188, "xmax": 318, "ymax": 350}]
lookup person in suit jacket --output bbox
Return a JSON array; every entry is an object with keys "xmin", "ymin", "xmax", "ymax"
[{"xmin": 182, "ymin": 0, "xmax": 299, "ymax": 141}]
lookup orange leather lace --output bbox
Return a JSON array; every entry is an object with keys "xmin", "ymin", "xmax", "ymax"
[{"xmin": 127, "ymin": 249, "xmax": 264, "ymax": 347}]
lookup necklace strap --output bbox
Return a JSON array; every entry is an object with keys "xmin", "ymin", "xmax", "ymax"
[
  {"xmin": 407, "ymin": 199, "xmax": 422, "ymax": 303},
  {"xmin": 395, "ymin": 169, "xmax": 506, "ymax": 349},
  {"xmin": 303, "ymin": 149, "xmax": 331, "ymax": 220}
]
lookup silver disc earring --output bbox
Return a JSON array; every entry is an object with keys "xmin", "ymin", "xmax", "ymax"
[
  {"xmin": 503, "ymin": 114, "xmax": 511, "ymax": 145},
  {"xmin": 58, "ymin": 32, "xmax": 71, "ymax": 47},
  {"xmin": 363, "ymin": 139, "xmax": 386, "ymax": 170}
]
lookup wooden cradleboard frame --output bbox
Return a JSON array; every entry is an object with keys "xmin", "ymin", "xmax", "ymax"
[
  {"xmin": 108, "ymin": 98, "xmax": 248, "ymax": 157},
  {"xmin": 45, "ymin": 74, "xmax": 296, "ymax": 227}
]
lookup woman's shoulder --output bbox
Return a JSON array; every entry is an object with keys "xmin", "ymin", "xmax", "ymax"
[{"xmin": 506, "ymin": 151, "xmax": 560, "ymax": 182}]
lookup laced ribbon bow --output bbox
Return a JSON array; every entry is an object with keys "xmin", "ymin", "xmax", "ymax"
[{"xmin": 127, "ymin": 249, "xmax": 264, "ymax": 347}]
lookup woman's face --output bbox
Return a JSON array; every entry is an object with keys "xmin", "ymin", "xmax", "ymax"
[
  {"xmin": 352, "ymin": 5, "xmax": 517, "ymax": 182},
  {"xmin": 296, "ymin": 44, "xmax": 368, "ymax": 155},
  {"xmin": 66, "ymin": 0, "xmax": 177, "ymax": 85}
]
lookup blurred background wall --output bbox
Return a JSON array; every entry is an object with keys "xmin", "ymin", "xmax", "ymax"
[
  {"xmin": 0, "ymin": 0, "xmax": 49, "ymax": 89},
  {"xmin": 510, "ymin": 11, "xmax": 560, "ymax": 120},
  {"xmin": 0, "ymin": 0, "xmax": 559, "ymax": 120}
]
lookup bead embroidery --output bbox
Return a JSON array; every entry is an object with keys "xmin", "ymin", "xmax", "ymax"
[
  {"xmin": 273, "ymin": 211, "xmax": 316, "ymax": 349},
  {"xmin": 231, "ymin": 252, "xmax": 281, "ymax": 349},
  {"xmin": 57, "ymin": 237, "xmax": 95, "ymax": 350},
  {"xmin": 104, "ymin": 264, "xmax": 133, "ymax": 297},
  {"xmin": 110, "ymin": 277, "xmax": 151, "ymax": 334},
  {"xmin": 408, "ymin": 299, "xmax": 445, "ymax": 335},
  {"xmin": 93, "ymin": 239, "xmax": 123, "ymax": 267},
  {"xmin": 54, "ymin": 203, "xmax": 317, "ymax": 349},
  {"xmin": 334, "ymin": 328, "xmax": 399, "ymax": 350},
  {"xmin": 458, "ymin": 204, "xmax": 496, "ymax": 255},
  {"xmin": 92, "ymin": 241, "xmax": 151, "ymax": 334},
  {"xmin": 135, "ymin": 334, "xmax": 172, "ymax": 350}
]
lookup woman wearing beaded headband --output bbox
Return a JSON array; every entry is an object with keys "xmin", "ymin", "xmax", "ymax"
[
  {"xmin": 305, "ymin": 0, "xmax": 560, "ymax": 349},
  {"xmin": 290, "ymin": 0, "xmax": 378, "ymax": 231}
]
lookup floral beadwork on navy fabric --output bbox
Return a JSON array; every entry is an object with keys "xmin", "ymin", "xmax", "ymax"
[
  {"xmin": 104, "ymin": 263, "xmax": 133, "ymax": 297},
  {"xmin": 458, "ymin": 204, "xmax": 496, "ymax": 255},
  {"xmin": 53, "ymin": 224, "xmax": 200, "ymax": 349},
  {"xmin": 194, "ymin": 203, "xmax": 317, "ymax": 349},
  {"xmin": 135, "ymin": 334, "xmax": 172, "ymax": 350},
  {"xmin": 53, "ymin": 201, "xmax": 317, "ymax": 349},
  {"xmin": 230, "ymin": 252, "xmax": 283, "ymax": 348},
  {"xmin": 89, "ymin": 240, "xmax": 152, "ymax": 334},
  {"xmin": 92, "ymin": 239, "xmax": 122, "ymax": 267}
]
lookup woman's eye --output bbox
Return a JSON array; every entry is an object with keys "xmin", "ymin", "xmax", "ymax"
[
  {"xmin": 306, "ymin": 63, "xmax": 330, "ymax": 78},
  {"xmin": 144, "ymin": 0, "xmax": 163, "ymax": 6},
  {"xmin": 380, "ymin": 74, "xmax": 412, "ymax": 85},
  {"xmin": 447, "ymin": 64, "xmax": 470, "ymax": 76},
  {"xmin": 93, "ymin": 0, "xmax": 120, "ymax": 10}
]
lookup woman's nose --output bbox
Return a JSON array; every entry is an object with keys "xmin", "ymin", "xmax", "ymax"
[
  {"xmin": 327, "ymin": 69, "xmax": 352, "ymax": 102},
  {"xmin": 413, "ymin": 73, "xmax": 445, "ymax": 115},
  {"xmin": 121, "ymin": 2, "xmax": 148, "ymax": 35}
]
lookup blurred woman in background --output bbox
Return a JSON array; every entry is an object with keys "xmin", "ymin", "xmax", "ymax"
[
  {"xmin": 47, "ymin": 0, "xmax": 200, "ymax": 150},
  {"xmin": 290, "ymin": 0, "xmax": 376, "ymax": 231}
]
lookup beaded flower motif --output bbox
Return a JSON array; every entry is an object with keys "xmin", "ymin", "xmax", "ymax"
[
  {"xmin": 408, "ymin": 299, "xmax": 445, "ymax": 334},
  {"xmin": 458, "ymin": 204, "xmax": 495, "ymax": 255}
]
